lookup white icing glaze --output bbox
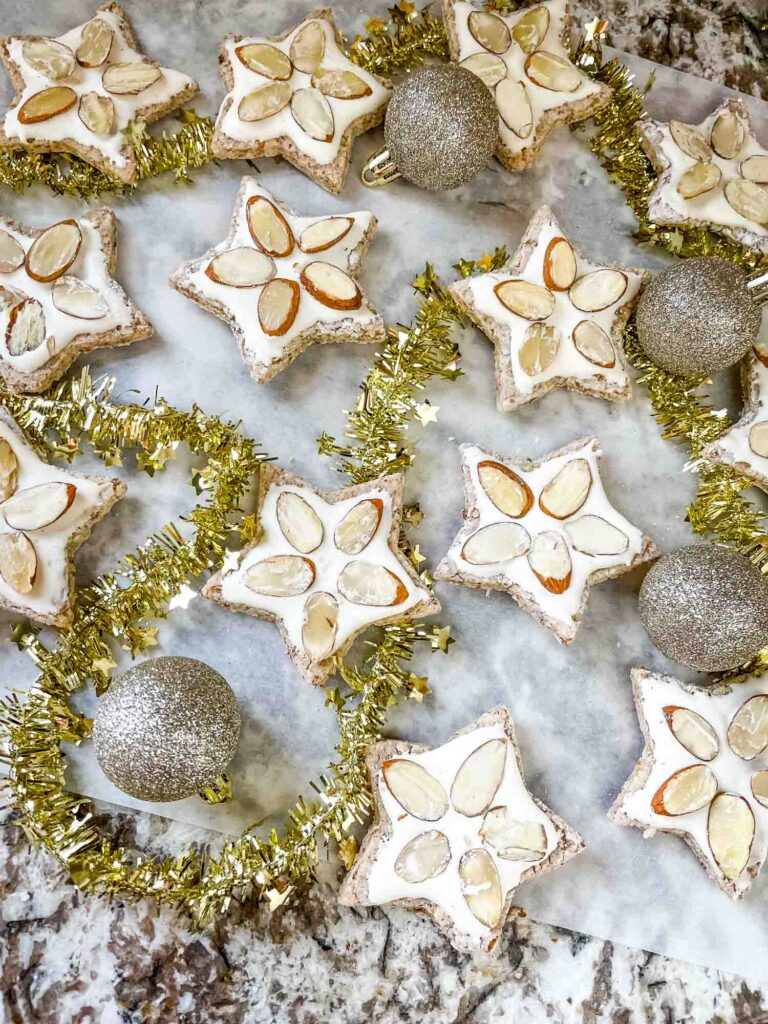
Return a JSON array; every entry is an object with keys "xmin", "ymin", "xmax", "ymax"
[
  {"xmin": 452, "ymin": 0, "xmax": 603, "ymax": 158},
  {"xmin": 458, "ymin": 212, "xmax": 642, "ymax": 396},
  {"xmin": 648, "ymin": 101, "xmax": 768, "ymax": 240},
  {"xmin": 0, "ymin": 415, "xmax": 115, "ymax": 616},
  {"xmin": 620, "ymin": 669, "xmax": 768, "ymax": 896},
  {"xmin": 180, "ymin": 178, "xmax": 380, "ymax": 370},
  {"xmin": 216, "ymin": 15, "xmax": 390, "ymax": 165},
  {"xmin": 443, "ymin": 439, "xmax": 646, "ymax": 630},
  {"xmin": 3, "ymin": 8, "xmax": 196, "ymax": 170},
  {"xmin": 220, "ymin": 478, "xmax": 430, "ymax": 660},
  {"xmin": 365, "ymin": 720, "xmax": 561, "ymax": 945},
  {"xmin": 0, "ymin": 215, "xmax": 134, "ymax": 373}
]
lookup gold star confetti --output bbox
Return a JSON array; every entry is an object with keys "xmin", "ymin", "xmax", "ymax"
[
  {"xmin": 407, "ymin": 673, "xmax": 431, "ymax": 702},
  {"xmin": 414, "ymin": 401, "xmax": 439, "ymax": 426},
  {"xmin": 168, "ymin": 584, "xmax": 197, "ymax": 612},
  {"xmin": 432, "ymin": 625, "xmax": 454, "ymax": 653}
]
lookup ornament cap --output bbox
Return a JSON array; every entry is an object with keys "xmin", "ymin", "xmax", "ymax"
[{"xmin": 361, "ymin": 145, "xmax": 401, "ymax": 187}]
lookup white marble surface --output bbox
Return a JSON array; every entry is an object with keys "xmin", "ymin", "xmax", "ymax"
[{"xmin": 1, "ymin": 1, "xmax": 768, "ymax": 1019}]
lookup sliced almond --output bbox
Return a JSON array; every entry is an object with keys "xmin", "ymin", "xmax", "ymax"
[
  {"xmin": 569, "ymin": 269, "xmax": 627, "ymax": 312},
  {"xmin": 334, "ymin": 498, "xmax": 383, "ymax": 555},
  {"xmin": 542, "ymin": 236, "xmax": 577, "ymax": 291},
  {"xmin": 381, "ymin": 759, "xmax": 448, "ymax": 820},
  {"xmin": 205, "ymin": 248, "xmax": 275, "ymax": 288},
  {"xmin": 467, "ymin": 11, "xmax": 511, "ymax": 55},
  {"xmin": 2, "ymin": 481, "xmax": 76, "ymax": 531},
  {"xmin": 524, "ymin": 51, "xmax": 580, "ymax": 92},
  {"xmin": 564, "ymin": 515, "xmax": 628, "ymax": 556},
  {"xmin": 299, "ymin": 217, "xmax": 353, "ymax": 254},
  {"xmin": 78, "ymin": 92, "xmax": 116, "ymax": 135},
  {"xmin": 651, "ymin": 764, "xmax": 717, "ymax": 816},
  {"xmin": 300, "ymin": 261, "xmax": 362, "ymax": 310},
  {"xmin": 481, "ymin": 807, "xmax": 547, "ymax": 861},
  {"xmin": 727, "ymin": 695, "xmax": 768, "ymax": 760},
  {"xmin": 235, "ymin": 43, "xmax": 292, "ymax": 80},
  {"xmin": 337, "ymin": 561, "xmax": 407, "ymax": 606},
  {"xmin": 462, "ymin": 522, "xmax": 530, "ymax": 565},
  {"xmin": 708, "ymin": 793, "xmax": 754, "ymax": 880},
  {"xmin": 289, "ymin": 20, "xmax": 326, "ymax": 74},
  {"xmin": 676, "ymin": 161, "xmax": 721, "ymax": 200},
  {"xmin": 237, "ymin": 81, "xmax": 292, "ymax": 122},
  {"xmin": 0, "ymin": 231, "xmax": 24, "ymax": 274},
  {"xmin": 750, "ymin": 771, "xmax": 768, "ymax": 809},
  {"xmin": 710, "ymin": 109, "xmax": 744, "ymax": 159},
  {"xmin": 25, "ymin": 220, "xmax": 81, "ymax": 283},
  {"xmin": 257, "ymin": 278, "xmax": 300, "ymax": 336},
  {"xmin": 669, "ymin": 120, "xmax": 712, "ymax": 162},
  {"xmin": 519, "ymin": 322, "xmax": 559, "ymax": 376},
  {"xmin": 528, "ymin": 531, "xmax": 571, "ymax": 593},
  {"xmin": 0, "ymin": 440, "xmax": 18, "ymax": 503},
  {"xmin": 394, "ymin": 830, "xmax": 451, "ymax": 883},
  {"xmin": 291, "ymin": 87, "xmax": 334, "ymax": 142},
  {"xmin": 0, "ymin": 531, "xmax": 36, "ymax": 594},
  {"xmin": 477, "ymin": 460, "xmax": 533, "ymax": 518},
  {"xmin": 512, "ymin": 7, "xmax": 550, "ymax": 54},
  {"xmin": 539, "ymin": 459, "xmax": 591, "ymax": 519},
  {"xmin": 244, "ymin": 554, "xmax": 314, "ymax": 596},
  {"xmin": 459, "ymin": 53, "xmax": 507, "ymax": 90},
  {"xmin": 311, "ymin": 67, "xmax": 372, "ymax": 100},
  {"xmin": 495, "ymin": 79, "xmax": 533, "ymax": 139},
  {"xmin": 756, "ymin": 340, "xmax": 768, "ymax": 368},
  {"xmin": 459, "ymin": 848, "xmax": 503, "ymax": 928},
  {"xmin": 51, "ymin": 276, "xmax": 108, "ymax": 320},
  {"xmin": 724, "ymin": 179, "xmax": 768, "ymax": 226},
  {"xmin": 494, "ymin": 279, "xmax": 555, "ymax": 320},
  {"xmin": 246, "ymin": 196, "xmax": 294, "ymax": 257},
  {"xmin": 102, "ymin": 62, "xmax": 162, "ymax": 95},
  {"xmin": 741, "ymin": 155, "xmax": 768, "ymax": 184},
  {"xmin": 18, "ymin": 86, "xmax": 76, "ymax": 125},
  {"xmin": 276, "ymin": 491, "xmax": 324, "ymax": 553},
  {"xmin": 76, "ymin": 18, "xmax": 113, "ymax": 67},
  {"xmin": 301, "ymin": 591, "xmax": 338, "ymax": 660},
  {"xmin": 450, "ymin": 738, "xmax": 507, "ymax": 817},
  {"xmin": 21, "ymin": 39, "xmax": 75, "ymax": 81},
  {"xmin": 749, "ymin": 421, "xmax": 768, "ymax": 459},
  {"xmin": 6, "ymin": 298, "xmax": 46, "ymax": 357},
  {"xmin": 572, "ymin": 320, "xmax": 615, "ymax": 368},
  {"xmin": 662, "ymin": 706, "xmax": 719, "ymax": 762}
]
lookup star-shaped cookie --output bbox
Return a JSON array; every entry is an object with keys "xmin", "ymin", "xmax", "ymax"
[
  {"xmin": 610, "ymin": 667, "xmax": 768, "ymax": 899},
  {"xmin": 201, "ymin": 464, "xmax": 439, "ymax": 687},
  {"xmin": 0, "ymin": 407, "xmax": 125, "ymax": 626},
  {"xmin": 0, "ymin": 209, "xmax": 153, "ymax": 394},
  {"xmin": 211, "ymin": 9, "xmax": 391, "ymax": 194},
  {"xmin": 442, "ymin": 0, "xmax": 611, "ymax": 171},
  {"xmin": 338, "ymin": 706, "xmax": 584, "ymax": 953},
  {"xmin": 0, "ymin": 2, "xmax": 198, "ymax": 184},
  {"xmin": 170, "ymin": 178, "xmax": 385, "ymax": 385},
  {"xmin": 435, "ymin": 437, "xmax": 658, "ymax": 644},
  {"xmin": 449, "ymin": 207, "xmax": 648, "ymax": 411},
  {"xmin": 638, "ymin": 98, "xmax": 768, "ymax": 254}
]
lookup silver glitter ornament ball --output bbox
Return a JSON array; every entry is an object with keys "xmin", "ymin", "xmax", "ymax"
[
  {"xmin": 636, "ymin": 258, "xmax": 761, "ymax": 376},
  {"xmin": 93, "ymin": 657, "xmax": 241, "ymax": 802},
  {"xmin": 383, "ymin": 64, "xmax": 498, "ymax": 191},
  {"xmin": 639, "ymin": 545, "xmax": 768, "ymax": 672}
]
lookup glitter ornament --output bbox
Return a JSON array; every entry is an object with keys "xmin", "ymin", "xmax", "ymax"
[
  {"xmin": 361, "ymin": 64, "xmax": 498, "ymax": 191},
  {"xmin": 636, "ymin": 258, "xmax": 761, "ymax": 376},
  {"xmin": 639, "ymin": 545, "xmax": 768, "ymax": 672},
  {"xmin": 93, "ymin": 657, "xmax": 241, "ymax": 802}
]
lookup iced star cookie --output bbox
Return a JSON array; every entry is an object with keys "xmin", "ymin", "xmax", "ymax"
[
  {"xmin": 0, "ymin": 210, "xmax": 153, "ymax": 393},
  {"xmin": 0, "ymin": 407, "xmax": 125, "ymax": 626},
  {"xmin": 0, "ymin": 3, "xmax": 198, "ymax": 184},
  {"xmin": 449, "ymin": 207, "xmax": 648, "ymax": 412},
  {"xmin": 211, "ymin": 9, "xmax": 391, "ymax": 194},
  {"xmin": 169, "ymin": 178, "xmax": 385, "ymax": 385},
  {"xmin": 339, "ymin": 706, "xmax": 584, "ymax": 953},
  {"xmin": 611, "ymin": 667, "xmax": 768, "ymax": 899},
  {"xmin": 435, "ymin": 438, "xmax": 657, "ymax": 644},
  {"xmin": 201, "ymin": 465, "xmax": 439, "ymax": 687},
  {"xmin": 442, "ymin": 0, "xmax": 611, "ymax": 172},
  {"xmin": 638, "ymin": 98, "xmax": 768, "ymax": 254}
]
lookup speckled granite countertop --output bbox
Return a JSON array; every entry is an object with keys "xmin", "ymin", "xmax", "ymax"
[{"xmin": 1, "ymin": 2, "xmax": 767, "ymax": 1022}]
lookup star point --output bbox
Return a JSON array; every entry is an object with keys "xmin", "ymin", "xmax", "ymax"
[{"xmin": 703, "ymin": 343, "xmax": 768, "ymax": 491}]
